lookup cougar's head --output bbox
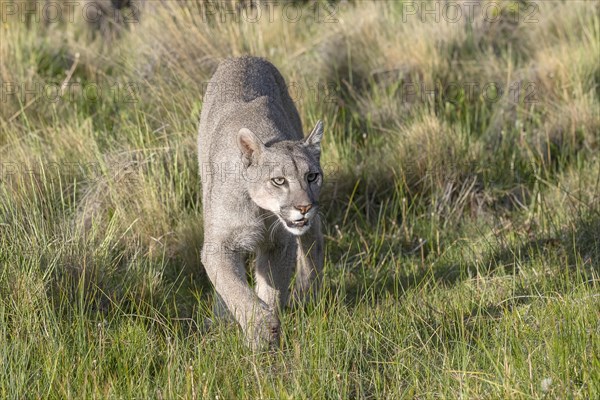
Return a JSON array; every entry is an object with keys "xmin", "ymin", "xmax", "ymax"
[{"xmin": 237, "ymin": 121, "xmax": 324, "ymax": 236}]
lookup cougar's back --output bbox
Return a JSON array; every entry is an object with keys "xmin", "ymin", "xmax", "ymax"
[{"xmin": 198, "ymin": 56, "xmax": 303, "ymax": 168}]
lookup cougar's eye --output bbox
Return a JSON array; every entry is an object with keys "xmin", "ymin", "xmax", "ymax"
[
  {"xmin": 272, "ymin": 177, "xmax": 286, "ymax": 186},
  {"xmin": 307, "ymin": 172, "xmax": 319, "ymax": 183}
]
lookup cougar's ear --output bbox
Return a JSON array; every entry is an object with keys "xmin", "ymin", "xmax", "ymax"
[
  {"xmin": 304, "ymin": 120, "xmax": 323, "ymax": 152},
  {"xmin": 237, "ymin": 128, "xmax": 264, "ymax": 165}
]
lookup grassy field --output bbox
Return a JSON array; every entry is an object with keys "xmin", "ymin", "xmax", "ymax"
[{"xmin": 1, "ymin": 0, "xmax": 599, "ymax": 398}]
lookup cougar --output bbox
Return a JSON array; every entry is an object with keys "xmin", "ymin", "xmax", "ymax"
[{"xmin": 198, "ymin": 56, "xmax": 325, "ymax": 350}]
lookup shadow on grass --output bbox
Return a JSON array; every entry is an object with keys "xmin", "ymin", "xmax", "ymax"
[
  {"xmin": 43, "ymin": 243, "xmax": 212, "ymax": 337},
  {"xmin": 336, "ymin": 209, "xmax": 600, "ymax": 309}
]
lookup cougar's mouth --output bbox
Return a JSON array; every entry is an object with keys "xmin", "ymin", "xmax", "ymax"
[
  {"xmin": 278, "ymin": 215, "xmax": 311, "ymax": 235},
  {"xmin": 286, "ymin": 218, "xmax": 309, "ymax": 228}
]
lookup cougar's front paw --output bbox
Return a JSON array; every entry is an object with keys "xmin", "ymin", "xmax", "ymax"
[{"xmin": 246, "ymin": 311, "xmax": 280, "ymax": 351}]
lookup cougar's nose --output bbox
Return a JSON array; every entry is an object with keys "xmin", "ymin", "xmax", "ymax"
[{"xmin": 295, "ymin": 204, "xmax": 312, "ymax": 215}]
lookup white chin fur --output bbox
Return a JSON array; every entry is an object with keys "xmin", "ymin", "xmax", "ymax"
[
  {"xmin": 283, "ymin": 224, "xmax": 310, "ymax": 236},
  {"xmin": 277, "ymin": 216, "xmax": 311, "ymax": 236}
]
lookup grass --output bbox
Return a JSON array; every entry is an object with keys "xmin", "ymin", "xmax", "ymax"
[{"xmin": 1, "ymin": 0, "xmax": 599, "ymax": 398}]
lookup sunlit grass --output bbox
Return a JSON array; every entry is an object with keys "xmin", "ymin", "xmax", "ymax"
[{"xmin": 0, "ymin": 0, "xmax": 598, "ymax": 398}]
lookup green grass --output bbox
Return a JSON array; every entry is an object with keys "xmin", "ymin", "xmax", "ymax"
[{"xmin": 1, "ymin": 0, "xmax": 599, "ymax": 398}]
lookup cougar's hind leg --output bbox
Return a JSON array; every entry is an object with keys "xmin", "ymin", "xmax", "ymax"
[
  {"xmin": 255, "ymin": 237, "xmax": 296, "ymax": 314},
  {"xmin": 293, "ymin": 215, "xmax": 324, "ymax": 304}
]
